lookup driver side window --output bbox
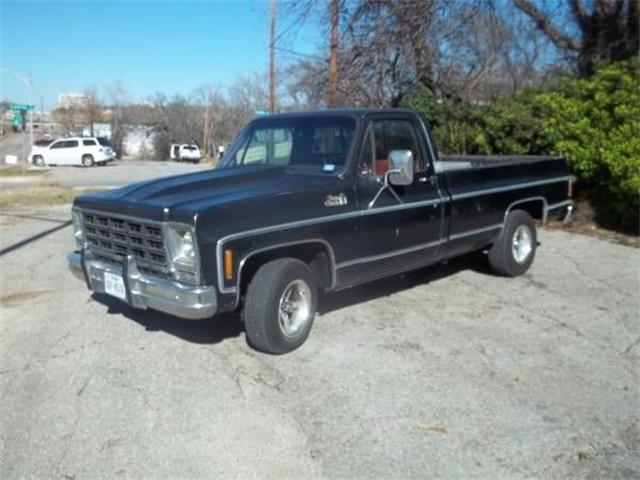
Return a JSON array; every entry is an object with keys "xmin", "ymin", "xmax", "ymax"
[{"xmin": 360, "ymin": 119, "xmax": 423, "ymax": 178}]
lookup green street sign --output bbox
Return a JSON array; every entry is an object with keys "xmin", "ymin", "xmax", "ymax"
[
  {"xmin": 10, "ymin": 103, "xmax": 35, "ymax": 112},
  {"xmin": 255, "ymin": 109, "xmax": 270, "ymax": 116},
  {"xmin": 12, "ymin": 114, "xmax": 23, "ymax": 126}
]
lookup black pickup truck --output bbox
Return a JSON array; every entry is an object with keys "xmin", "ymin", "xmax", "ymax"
[{"xmin": 69, "ymin": 109, "xmax": 572, "ymax": 353}]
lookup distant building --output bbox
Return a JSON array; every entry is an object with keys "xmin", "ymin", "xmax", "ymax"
[{"xmin": 58, "ymin": 92, "xmax": 90, "ymax": 109}]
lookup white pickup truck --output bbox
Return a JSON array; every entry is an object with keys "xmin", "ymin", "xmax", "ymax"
[{"xmin": 170, "ymin": 144, "xmax": 201, "ymax": 163}]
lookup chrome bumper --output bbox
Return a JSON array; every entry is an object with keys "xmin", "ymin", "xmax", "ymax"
[
  {"xmin": 544, "ymin": 201, "xmax": 573, "ymax": 224},
  {"xmin": 68, "ymin": 251, "xmax": 217, "ymax": 320},
  {"xmin": 563, "ymin": 204, "xmax": 573, "ymax": 223}
]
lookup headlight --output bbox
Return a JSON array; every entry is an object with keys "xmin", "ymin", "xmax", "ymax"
[
  {"xmin": 164, "ymin": 224, "xmax": 197, "ymax": 267},
  {"xmin": 71, "ymin": 209, "xmax": 84, "ymax": 246}
]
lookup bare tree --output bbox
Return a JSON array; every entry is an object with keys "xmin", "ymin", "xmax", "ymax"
[
  {"xmin": 228, "ymin": 74, "xmax": 269, "ymax": 112},
  {"xmin": 81, "ymin": 88, "xmax": 104, "ymax": 136},
  {"xmin": 515, "ymin": 0, "xmax": 639, "ymax": 75},
  {"xmin": 105, "ymin": 79, "xmax": 131, "ymax": 157}
]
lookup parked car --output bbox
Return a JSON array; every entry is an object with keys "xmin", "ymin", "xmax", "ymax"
[
  {"xmin": 30, "ymin": 139, "xmax": 55, "ymax": 162},
  {"xmin": 69, "ymin": 109, "xmax": 573, "ymax": 354},
  {"xmin": 170, "ymin": 143, "xmax": 201, "ymax": 163},
  {"xmin": 31, "ymin": 137, "xmax": 116, "ymax": 167}
]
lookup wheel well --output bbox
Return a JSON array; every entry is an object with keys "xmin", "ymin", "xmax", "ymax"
[
  {"xmin": 239, "ymin": 242, "xmax": 334, "ymax": 297},
  {"xmin": 507, "ymin": 198, "xmax": 546, "ymax": 222}
]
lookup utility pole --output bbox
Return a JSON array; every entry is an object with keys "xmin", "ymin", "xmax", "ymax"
[
  {"xmin": 327, "ymin": 0, "xmax": 339, "ymax": 108},
  {"xmin": 28, "ymin": 73, "xmax": 33, "ymax": 150},
  {"xmin": 269, "ymin": 0, "xmax": 276, "ymax": 113}
]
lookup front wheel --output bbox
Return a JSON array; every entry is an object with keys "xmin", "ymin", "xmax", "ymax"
[
  {"xmin": 244, "ymin": 258, "xmax": 317, "ymax": 354},
  {"xmin": 33, "ymin": 155, "xmax": 45, "ymax": 167},
  {"xmin": 488, "ymin": 210, "xmax": 537, "ymax": 277}
]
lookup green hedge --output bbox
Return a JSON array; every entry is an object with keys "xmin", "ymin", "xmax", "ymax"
[{"xmin": 405, "ymin": 61, "xmax": 640, "ymax": 232}]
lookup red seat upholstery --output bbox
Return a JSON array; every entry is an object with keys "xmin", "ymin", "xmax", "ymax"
[{"xmin": 375, "ymin": 159, "xmax": 389, "ymax": 176}]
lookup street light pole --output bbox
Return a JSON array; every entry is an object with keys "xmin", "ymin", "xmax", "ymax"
[{"xmin": 0, "ymin": 67, "xmax": 35, "ymax": 162}]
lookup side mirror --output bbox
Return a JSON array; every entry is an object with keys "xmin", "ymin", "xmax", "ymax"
[{"xmin": 388, "ymin": 149, "xmax": 414, "ymax": 186}]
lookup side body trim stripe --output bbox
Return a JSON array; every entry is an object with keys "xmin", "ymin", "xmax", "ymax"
[
  {"xmin": 216, "ymin": 175, "xmax": 570, "ymax": 294},
  {"xmin": 450, "ymin": 176, "xmax": 572, "ymax": 201}
]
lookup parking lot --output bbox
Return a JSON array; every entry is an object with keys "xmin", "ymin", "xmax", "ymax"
[
  {"xmin": 0, "ymin": 160, "xmax": 209, "ymax": 190},
  {"xmin": 1, "ymin": 201, "xmax": 638, "ymax": 478}
]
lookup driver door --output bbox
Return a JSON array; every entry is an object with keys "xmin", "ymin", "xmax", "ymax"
[{"xmin": 347, "ymin": 115, "xmax": 444, "ymax": 283}]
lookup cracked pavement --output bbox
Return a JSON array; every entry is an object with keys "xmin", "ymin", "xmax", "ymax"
[{"xmin": 1, "ymin": 205, "xmax": 639, "ymax": 478}]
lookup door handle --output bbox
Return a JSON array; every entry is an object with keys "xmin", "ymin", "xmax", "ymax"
[{"xmin": 418, "ymin": 175, "xmax": 437, "ymax": 185}]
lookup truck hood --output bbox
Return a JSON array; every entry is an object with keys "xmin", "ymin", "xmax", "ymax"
[{"xmin": 74, "ymin": 165, "xmax": 338, "ymax": 222}]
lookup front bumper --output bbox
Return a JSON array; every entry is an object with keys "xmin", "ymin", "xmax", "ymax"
[{"xmin": 68, "ymin": 251, "xmax": 217, "ymax": 319}]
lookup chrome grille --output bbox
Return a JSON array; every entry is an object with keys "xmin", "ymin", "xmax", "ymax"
[{"xmin": 82, "ymin": 211, "xmax": 170, "ymax": 279}]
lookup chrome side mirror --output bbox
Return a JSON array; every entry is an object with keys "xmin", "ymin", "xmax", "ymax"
[{"xmin": 388, "ymin": 150, "xmax": 414, "ymax": 186}]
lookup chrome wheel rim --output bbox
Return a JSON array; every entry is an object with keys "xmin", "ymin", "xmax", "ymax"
[
  {"xmin": 512, "ymin": 225, "xmax": 533, "ymax": 263},
  {"xmin": 278, "ymin": 279, "xmax": 312, "ymax": 338}
]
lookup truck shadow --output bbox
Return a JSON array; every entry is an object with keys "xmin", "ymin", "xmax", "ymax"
[
  {"xmin": 91, "ymin": 252, "xmax": 490, "ymax": 345},
  {"xmin": 318, "ymin": 252, "xmax": 489, "ymax": 315},
  {"xmin": 93, "ymin": 293, "xmax": 244, "ymax": 345}
]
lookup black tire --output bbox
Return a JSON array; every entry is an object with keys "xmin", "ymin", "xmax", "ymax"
[
  {"xmin": 33, "ymin": 155, "xmax": 45, "ymax": 167},
  {"xmin": 244, "ymin": 258, "xmax": 317, "ymax": 354},
  {"xmin": 193, "ymin": 159, "xmax": 200, "ymax": 164},
  {"xmin": 82, "ymin": 155, "xmax": 95, "ymax": 167},
  {"xmin": 488, "ymin": 210, "xmax": 537, "ymax": 277}
]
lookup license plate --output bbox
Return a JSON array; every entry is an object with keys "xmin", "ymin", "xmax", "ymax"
[{"xmin": 104, "ymin": 271, "xmax": 127, "ymax": 301}]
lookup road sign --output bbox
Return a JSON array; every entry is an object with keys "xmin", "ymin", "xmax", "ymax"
[
  {"xmin": 10, "ymin": 102, "xmax": 35, "ymax": 112},
  {"xmin": 255, "ymin": 109, "xmax": 270, "ymax": 116}
]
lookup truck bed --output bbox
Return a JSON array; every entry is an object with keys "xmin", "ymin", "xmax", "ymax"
[{"xmin": 439, "ymin": 155, "xmax": 562, "ymax": 172}]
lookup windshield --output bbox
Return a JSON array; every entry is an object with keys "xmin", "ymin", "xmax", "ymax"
[
  {"xmin": 219, "ymin": 116, "xmax": 356, "ymax": 175},
  {"xmin": 97, "ymin": 137, "xmax": 111, "ymax": 147}
]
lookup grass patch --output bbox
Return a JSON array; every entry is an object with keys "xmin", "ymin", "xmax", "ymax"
[
  {"xmin": 0, "ymin": 165, "xmax": 47, "ymax": 177},
  {"xmin": 0, "ymin": 182, "xmax": 103, "ymax": 209}
]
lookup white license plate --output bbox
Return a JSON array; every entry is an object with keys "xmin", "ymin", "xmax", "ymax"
[{"xmin": 104, "ymin": 271, "xmax": 127, "ymax": 301}]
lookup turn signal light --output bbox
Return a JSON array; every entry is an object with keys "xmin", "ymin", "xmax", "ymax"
[{"xmin": 224, "ymin": 249, "xmax": 233, "ymax": 280}]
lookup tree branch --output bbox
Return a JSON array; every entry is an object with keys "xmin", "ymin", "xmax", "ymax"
[{"xmin": 514, "ymin": 0, "xmax": 583, "ymax": 52}]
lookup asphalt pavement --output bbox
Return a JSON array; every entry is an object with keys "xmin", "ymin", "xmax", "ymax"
[
  {"xmin": 0, "ymin": 205, "xmax": 638, "ymax": 478},
  {"xmin": 0, "ymin": 160, "xmax": 210, "ymax": 190}
]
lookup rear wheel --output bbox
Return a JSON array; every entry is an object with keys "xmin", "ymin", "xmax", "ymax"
[
  {"xmin": 244, "ymin": 258, "xmax": 317, "ymax": 354},
  {"xmin": 82, "ymin": 155, "xmax": 95, "ymax": 167},
  {"xmin": 488, "ymin": 210, "xmax": 537, "ymax": 277}
]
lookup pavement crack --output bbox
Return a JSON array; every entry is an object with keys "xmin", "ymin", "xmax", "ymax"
[{"xmin": 624, "ymin": 336, "xmax": 640, "ymax": 355}]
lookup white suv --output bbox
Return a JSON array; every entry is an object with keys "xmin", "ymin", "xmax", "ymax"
[{"xmin": 31, "ymin": 137, "xmax": 116, "ymax": 167}]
